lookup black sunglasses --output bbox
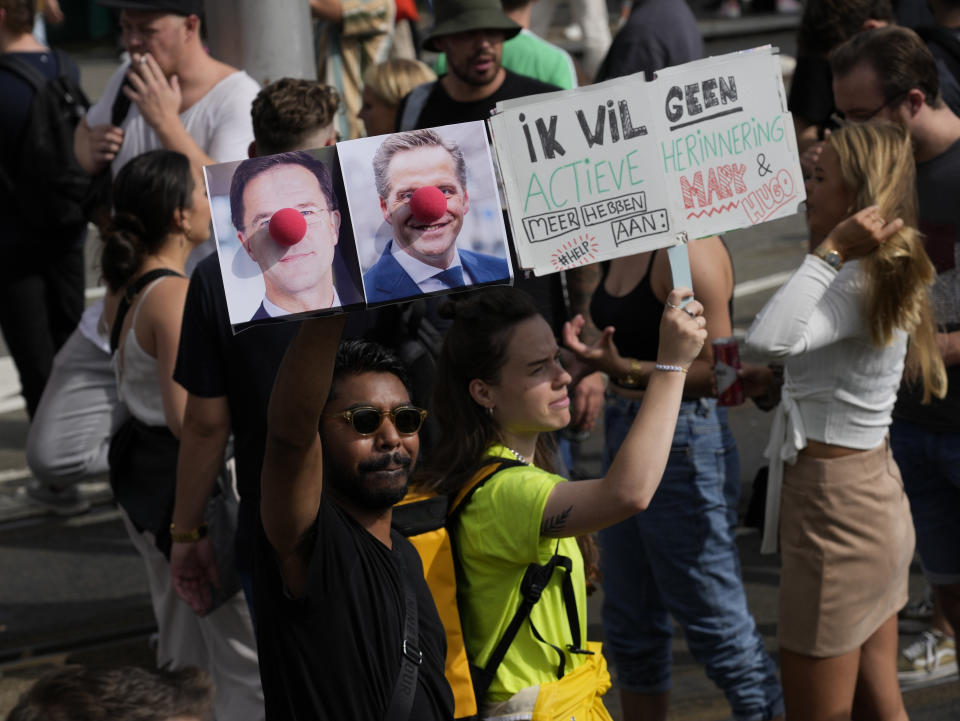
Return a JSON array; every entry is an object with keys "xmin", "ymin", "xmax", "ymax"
[{"xmin": 328, "ymin": 405, "xmax": 428, "ymax": 436}]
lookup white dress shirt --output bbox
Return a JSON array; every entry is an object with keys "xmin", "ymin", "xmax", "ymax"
[
  {"xmin": 391, "ymin": 243, "xmax": 475, "ymax": 293},
  {"xmin": 262, "ymin": 286, "xmax": 341, "ymax": 318}
]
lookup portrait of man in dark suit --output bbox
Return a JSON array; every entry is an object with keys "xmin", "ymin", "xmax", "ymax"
[
  {"xmin": 230, "ymin": 151, "xmax": 343, "ymax": 321},
  {"xmin": 362, "ymin": 129, "xmax": 510, "ymax": 302}
]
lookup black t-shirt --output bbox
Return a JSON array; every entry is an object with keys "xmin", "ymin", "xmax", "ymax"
[
  {"xmin": 173, "ymin": 253, "xmax": 300, "ymax": 570},
  {"xmin": 254, "ymin": 496, "xmax": 454, "ymax": 721},
  {"xmin": 893, "ymin": 138, "xmax": 960, "ymax": 433},
  {"xmin": 397, "ymin": 68, "xmax": 559, "ymax": 130}
]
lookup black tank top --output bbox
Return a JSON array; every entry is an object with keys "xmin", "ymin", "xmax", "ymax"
[{"xmin": 590, "ymin": 251, "xmax": 664, "ymax": 363}]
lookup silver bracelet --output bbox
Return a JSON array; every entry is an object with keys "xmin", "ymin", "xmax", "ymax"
[{"xmin": 653, "ymin": 363, "xmax": 688, "ymax": 374}]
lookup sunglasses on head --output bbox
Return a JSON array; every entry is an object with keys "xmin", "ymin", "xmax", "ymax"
[{"xmin": 328, "ymin": 405, "xmax": 428, "ymax": 436}]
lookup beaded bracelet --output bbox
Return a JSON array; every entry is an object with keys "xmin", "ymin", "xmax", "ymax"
[{"xmin": 653, "ymin": 363, "xmax": 688, "ymax": 374}]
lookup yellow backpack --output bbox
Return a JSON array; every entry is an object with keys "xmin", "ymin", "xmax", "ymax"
[
  {"xmin": 393, "ymin": 460, "xmax": 606, "ymax": 720},
  {"xmin": 393, "ymin": 461, "xmax": 521, "ymax": 719}
]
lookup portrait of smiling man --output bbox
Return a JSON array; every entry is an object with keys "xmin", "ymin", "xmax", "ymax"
[
  {"xmin": 229, "ymin": 151, "xmax": 344, "ymax": 321},
  {"xmin": 362, "ymin": 128, "xmax": 510, "ymax": 303}
]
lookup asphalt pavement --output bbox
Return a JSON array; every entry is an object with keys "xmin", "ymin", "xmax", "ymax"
[{"xmin": 1, "ymin": 9, "xmax": 958, "ymax": 720}]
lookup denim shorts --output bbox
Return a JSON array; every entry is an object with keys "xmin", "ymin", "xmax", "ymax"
[
  {"xmin": 599, "ymin": 395, "xmax": 784, "ymax": 721},
  {"xmin": 891, "ymin": 418, "xmax": 960, "ymax": 585}
]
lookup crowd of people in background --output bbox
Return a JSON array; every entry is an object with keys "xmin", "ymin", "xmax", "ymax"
[{"xmin": 1, "ymin": 0, "xmax": 959, "ymax": 720}]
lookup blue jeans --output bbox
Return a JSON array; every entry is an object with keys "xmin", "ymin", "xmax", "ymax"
[
  {"xmin": 599, "ymin": 396, "xmax": 784, "ymax": 721},
  {"xmin": 890, "ymin": 418, "xmax": 960, "ymax": 585}
]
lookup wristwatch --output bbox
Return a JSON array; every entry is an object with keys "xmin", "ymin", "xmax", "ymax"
[
  {"xmin": 170, "ymin": 522, "xmax": 208, "ymax": 543},
  {"xmin": 813, "ymin": 244, "xmax": 844, "ymax": 270}
]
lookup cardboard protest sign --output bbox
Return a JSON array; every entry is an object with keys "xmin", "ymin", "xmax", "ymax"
[
  {"xmin": 654, "ymin": 47, "xmax": 802, "ymax": 240},
  {"xmin": 491, "ymin": 46, "xmax": 804, "ymax": 276},
  {"xmin": 338, "ymin": 122, "xmax": 513, "ymax": 306},
  {"xmin": 204, "ymin": 146, "xmax": 364, "ymax": 331},
  {"xmin": 490, "ymin": 74, "xmax": 672, "ymax": 275}
]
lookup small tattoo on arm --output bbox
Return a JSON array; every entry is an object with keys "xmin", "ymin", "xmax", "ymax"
[{"xmin": 541, "ymin": 505, "xmax": 573, "ymax": 535}]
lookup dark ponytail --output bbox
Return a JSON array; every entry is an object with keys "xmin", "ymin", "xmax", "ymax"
[{"xmin": 100, "ymin": 150, "xmax": 194, "ymax": 290}]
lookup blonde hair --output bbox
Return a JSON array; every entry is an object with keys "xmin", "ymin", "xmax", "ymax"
[
  {"xmin": 828, "ymin": 122, "xmax": 947, "ymax": 402},
  {"xmin": 363, "ymin": 59, "xmax": 437, "ymax": 107}
]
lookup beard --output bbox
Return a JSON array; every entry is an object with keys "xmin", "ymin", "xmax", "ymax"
[
  {"xmin": 326, "ymin": 451, "xmax": 412, "ymax": 511},
  {"xmin": 448, "ymin": 52, "xmax": 501, "ymax": 87}
]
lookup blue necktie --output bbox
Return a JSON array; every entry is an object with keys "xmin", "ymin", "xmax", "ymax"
[{"xmin": 432, "ymin": 266, "xmax": 464, "ymax": 288}]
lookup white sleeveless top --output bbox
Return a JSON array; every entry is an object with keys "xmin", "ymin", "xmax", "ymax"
[{"xmin": 114, "ymin": 279, "xmax": 169, "ymax": 427}]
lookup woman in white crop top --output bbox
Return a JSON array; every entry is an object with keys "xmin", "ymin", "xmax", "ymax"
[
  {"xmin": 99, "ymin": 150, "xmax": 263, "ymax": 718},
  {"xmin": 746, "ymin": 123, "xmax": 946, "ymax": 721}
]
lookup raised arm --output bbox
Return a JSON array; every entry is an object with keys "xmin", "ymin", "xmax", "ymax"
[
  {"xmin": 747, "ymin": 207, "xmax": 903, "ymax": 357},
  {"xmin": 661, "ymin": 236, "xmax": 733, "ymax": 397},
  {"xmin": 260, "ymin": 314, "xmax": 346, "ymax": 597},
  {"xmin": 542, "ymin": 288, "xmax": 707, "ymax": 537},
  {"xmin": 123, "ymin": 54, "xmax": 215, "ymax": 170}
]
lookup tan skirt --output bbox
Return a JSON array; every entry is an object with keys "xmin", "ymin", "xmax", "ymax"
[{"xmin": 778, "ymin": 438, "xmax": 914, "ymax": 657}]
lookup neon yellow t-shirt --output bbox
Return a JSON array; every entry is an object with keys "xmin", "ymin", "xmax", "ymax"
[{"xmin": 454, "ymin": 444, "xmax": 588, "ymax": 702}]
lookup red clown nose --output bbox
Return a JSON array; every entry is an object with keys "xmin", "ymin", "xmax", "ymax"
[
  {"xmin": 409, "ymin": 186, "xmax": 447, "ymax": 224},
  {"xmin": 268, "ymin": 208, "xmax": 308, "ymax": 246}
]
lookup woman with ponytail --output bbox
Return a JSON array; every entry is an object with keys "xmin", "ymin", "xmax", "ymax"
[
  {"xmin": 101, "ymin": 149, "xmax": 263, "ymax": 718},
  {"xmin": 746, "ymin": 121, "xmax": 946, "ymax": 721},
  {"xmin": 423, "ymin": 285, "xmax": 707, "ymax": 719}
]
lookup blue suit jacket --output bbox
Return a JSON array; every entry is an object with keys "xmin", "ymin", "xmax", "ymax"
[{"xmin": 363, "ymin": 240, "xmax": 510, "ymax": 303}]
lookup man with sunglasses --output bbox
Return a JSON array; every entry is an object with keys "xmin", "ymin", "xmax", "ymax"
[
  {"xmin": 831, "ymin": 25, "xmax": 960, "ymax": 686},
  {"xmin": 256, "ymin": 320, "xmax": 454, "ymax": 721},
  {"xmin": 230, "ymin": 151, "xmax": 348, "ymax": 321}
]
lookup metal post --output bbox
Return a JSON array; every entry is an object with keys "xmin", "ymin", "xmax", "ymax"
[{"xmin": 204, "ymin": 0, "xmax": 317, "ymax": 86}]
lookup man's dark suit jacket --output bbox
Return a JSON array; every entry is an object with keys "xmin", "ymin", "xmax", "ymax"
[{"xmin": 362, "ymin": 240, "xmax": 510, "ymax": 303}]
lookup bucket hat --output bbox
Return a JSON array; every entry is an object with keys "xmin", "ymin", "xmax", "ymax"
[
  {"xmin": 97, "ymin": 0, "xmax": 203, "ymax": 15},
  {"xmin": 422, "ymin": 0, "xmax": 521, "ymax": 52}
]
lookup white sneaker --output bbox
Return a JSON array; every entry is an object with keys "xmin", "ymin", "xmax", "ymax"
[
  {"xmin": 898, "ymin": 586, "xmax": 935, "ymax": 632},
  {"xmin": 898, "ymin": 630, "xmax": 958, "ymax": 687}
]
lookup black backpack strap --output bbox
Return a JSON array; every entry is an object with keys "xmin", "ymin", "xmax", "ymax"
[
  {"xmin": 475, "ymin": 548, "xmax": 593, "ymax": 700},
  {"xmin": 399, "ymin": 80, "xmax": 435, "ymax": 131},
  {"xmin": 447, "ymin": 459, "xmax": 592, "ymax": 702},
  {"xmin": 0, "ymin": 53, "xmax": 48, "ymax": 91},
  {"xmin": 109, "ymin": 269, "xmax": 184, "ymax": 354},
  {"xmin": 384, "ymin": 552, "xmax": 422, "ymax": 721},
  {"xmin": 110, "ymin": 73, "xmax": 132, "ymax": 128},
  {"xmin": 524, "ymin": 552, "xmax": 593, "ymax": 680}
]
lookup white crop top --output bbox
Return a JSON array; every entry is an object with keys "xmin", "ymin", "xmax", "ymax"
[{"xmin": 745, "ymin": 255, "xmax": 907, "ymax": 553}]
